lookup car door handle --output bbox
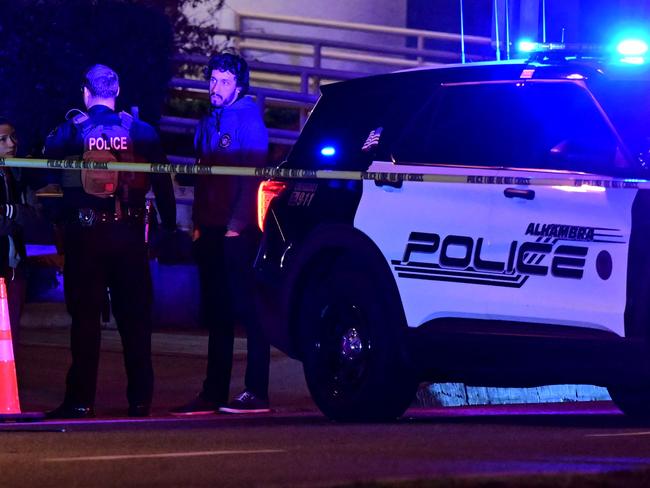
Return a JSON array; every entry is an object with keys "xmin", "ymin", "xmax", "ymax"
[
  {"xmin": 375, "ymin": 179, "xmax": 403, "ymax": 189},
  {"xmin": 504, "ymin": 188, "xmax": 535, "ymax": 200}
]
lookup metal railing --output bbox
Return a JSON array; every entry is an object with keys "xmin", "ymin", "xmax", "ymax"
[
  {"xmin": 163, "ymin": 11, "xmax": 494, "ymax": 153},
  {"xmin": 234, "ymin": 10, "xmax": 492, "ymax": 69}
]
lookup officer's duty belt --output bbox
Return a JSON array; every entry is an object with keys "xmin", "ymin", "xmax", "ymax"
[{"xmin": 76, "ymin": 207, "xmax": 145, "ymax": 227}]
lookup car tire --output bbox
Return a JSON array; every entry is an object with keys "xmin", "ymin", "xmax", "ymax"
[
  {"xmin": 608, "ymin": 385, "xmax": 650, "ymax": 419},
  {"xmin": 297, "ymin": 249, "xmax": 418, "ymax": 422}
]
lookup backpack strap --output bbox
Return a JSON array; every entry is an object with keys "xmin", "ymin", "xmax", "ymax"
[
  {"xmin": 69, "ymin": 110, "xmax": 97, "ymax": 140},
  {"xmin": 66, "ymin": 108, "xmax": 88, "ymax": 122}
]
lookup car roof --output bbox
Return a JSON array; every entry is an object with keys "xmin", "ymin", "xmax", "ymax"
[{"xmin": 322, "ymin": 55, "xmax": 650, "ymax": 96}]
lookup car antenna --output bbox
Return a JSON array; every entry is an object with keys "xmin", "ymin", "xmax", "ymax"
[
  {"xmin": 459, "ymin": 0, "xmax": 466, "ymax": 64},
  {"xmin": 505, "ymin": 0, "xmax": 511, "ymax": 60},
  {"xmin": 542, "ymin": 0, "xmax": 547, "ymax": 43},
  {"xmin": 493, "ymin": 0, "xmax": 501, "ymax": 61}
]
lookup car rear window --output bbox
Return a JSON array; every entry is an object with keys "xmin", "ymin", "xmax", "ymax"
[{"xmin": 391, "ymin": 81, "xmax": 623, "ymax": 175}]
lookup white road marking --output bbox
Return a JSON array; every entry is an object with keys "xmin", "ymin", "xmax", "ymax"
[
  {"xmin": 586, "ymin": 431, "xmax": 650, "ymax": 438},
  {"xmin": 44, "ymin": 449, "xmax": 285, "ymax": 462}
]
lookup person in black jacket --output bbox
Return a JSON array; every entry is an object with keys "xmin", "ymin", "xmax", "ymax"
[
  {"xmin": 0, "ymin": 117, "xmax": 40, "ymax": 343},
  {"xmin": 43, "ymin": 64, "xmax": 177, "ymax": 419}
]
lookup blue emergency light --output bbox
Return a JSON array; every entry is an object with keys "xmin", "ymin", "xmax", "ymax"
[
  {"xmin": 616, "ymin": 39, "xmax": 648, "ymax": 56},
  {"xmin": 320, "ymin": 146, "xmax": 336, "ymax": 157},
  {"xmin": 517, "ymin": 39, "xmax": 538, "ymax": 53},
  {"xmin": 615, "ymin": 38, "xmax": 648, "ymax": 64}
]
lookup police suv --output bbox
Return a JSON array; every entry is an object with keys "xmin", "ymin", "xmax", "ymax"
[{"xmin": 255, "ymin": 41, "xmax": 650, "ymax": 421}]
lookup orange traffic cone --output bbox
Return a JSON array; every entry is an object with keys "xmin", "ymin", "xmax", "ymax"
[
  {"xmin": 0, "ymin": 277, "xmax": 43, "ymax": 421},
  {"xmin": 0, "ymin": 276, "xmax": 20, "ymax": 415}
]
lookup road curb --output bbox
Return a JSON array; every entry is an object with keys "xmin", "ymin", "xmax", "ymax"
[{"xmin": 416, "ymin": 382, "xmax": 611, "ymax": 407}]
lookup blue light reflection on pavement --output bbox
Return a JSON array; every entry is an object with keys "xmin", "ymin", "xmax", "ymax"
[{"xmin": 425, "ymin": 457, "xmax": 650, "ymax": 477}]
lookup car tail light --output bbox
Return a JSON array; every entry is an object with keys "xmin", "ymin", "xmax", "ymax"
[{"xmin": 257, "ymin": 180, "xmax": 288, "ymax": 231}]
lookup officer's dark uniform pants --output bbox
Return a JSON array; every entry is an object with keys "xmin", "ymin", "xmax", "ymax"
[
  {"xmin": 63, "ymin": 221, "xmax": 153, "ymax": 408},
  {"xmin": 194, "ymin": 226, "xmax": 270, "ymax": 404}
]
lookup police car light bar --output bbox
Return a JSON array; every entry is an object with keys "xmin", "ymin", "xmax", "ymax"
[
  {"xmin": 518, "ymin": 35, "xmax": 648, "ymax": 64},
  {"xmin": 517, "ymin": 40, "xmax": 568, "ymax": 54}
]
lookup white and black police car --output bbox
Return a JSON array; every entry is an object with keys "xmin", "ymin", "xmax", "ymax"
[{"xmin": 255, "ymin": 38, "xmax": 650, "ymax": 421}]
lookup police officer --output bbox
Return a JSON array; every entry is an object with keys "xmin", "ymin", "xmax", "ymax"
[
  {"xmin": 43, "ymin": 64, "xmax": 176, "ymax": 419},
  {"xmin": 171, "ymin": 52, "xmax": 271, "ymax": 415}
]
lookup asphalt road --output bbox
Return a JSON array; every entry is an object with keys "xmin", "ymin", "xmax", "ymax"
[
  {"xmin": 3, "ymin": 404, "xmax": 650, "ymax": 487},
  {"xmin": 5, "ymin": 328, "xmax": 650, "ymax": 487}
]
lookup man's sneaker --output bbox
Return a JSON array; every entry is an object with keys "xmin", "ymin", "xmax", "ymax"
[
  {"xmin": 169, "ymin": 394, "xmax": 221, "ymax": 416},
  {"xmin": 219, "ymin": 391, "xmax": 271, "ymax": 414}
]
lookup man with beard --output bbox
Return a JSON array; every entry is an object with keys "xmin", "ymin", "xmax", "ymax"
[{"xmin": 171, "ymin": 52, "xmax": 271, "ymax": 415}]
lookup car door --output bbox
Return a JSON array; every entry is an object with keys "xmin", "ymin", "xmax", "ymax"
[
  {"xmin": 353, "ymin": 81, "xmax": 522, "ymax": 328},
  {"xmin": 480, "ymin": 80, "xmax": 635, "ymax": 336},
  {"xmin": 355, "ymin": 161, "xmax": 498, "ymax": 329}
]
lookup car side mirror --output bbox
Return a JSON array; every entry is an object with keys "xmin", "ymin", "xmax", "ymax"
[
  {"xmin": 548, "ymin": 139, "xmax": 577, "ymax": 166},
  {"xmin": 548, "ymin": 139, "xmax": 625, "ymax": 175},
  {"xmin": 549, "ymin": 139, "xmax": 570, "ymax": 157}
]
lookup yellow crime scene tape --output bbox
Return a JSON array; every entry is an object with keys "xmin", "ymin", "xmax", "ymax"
[{"xmin": 1, "ymin": 157, "xmax": 648, "ymax": 191}]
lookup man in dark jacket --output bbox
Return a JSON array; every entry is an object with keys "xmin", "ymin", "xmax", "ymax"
[
  {"xmin": 43, "ymin": 64, "xmax": 176, "ymax": 419},
  {"xmin": 172, "ymin": 52, "xmax": 271, "ymax": 415}
]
